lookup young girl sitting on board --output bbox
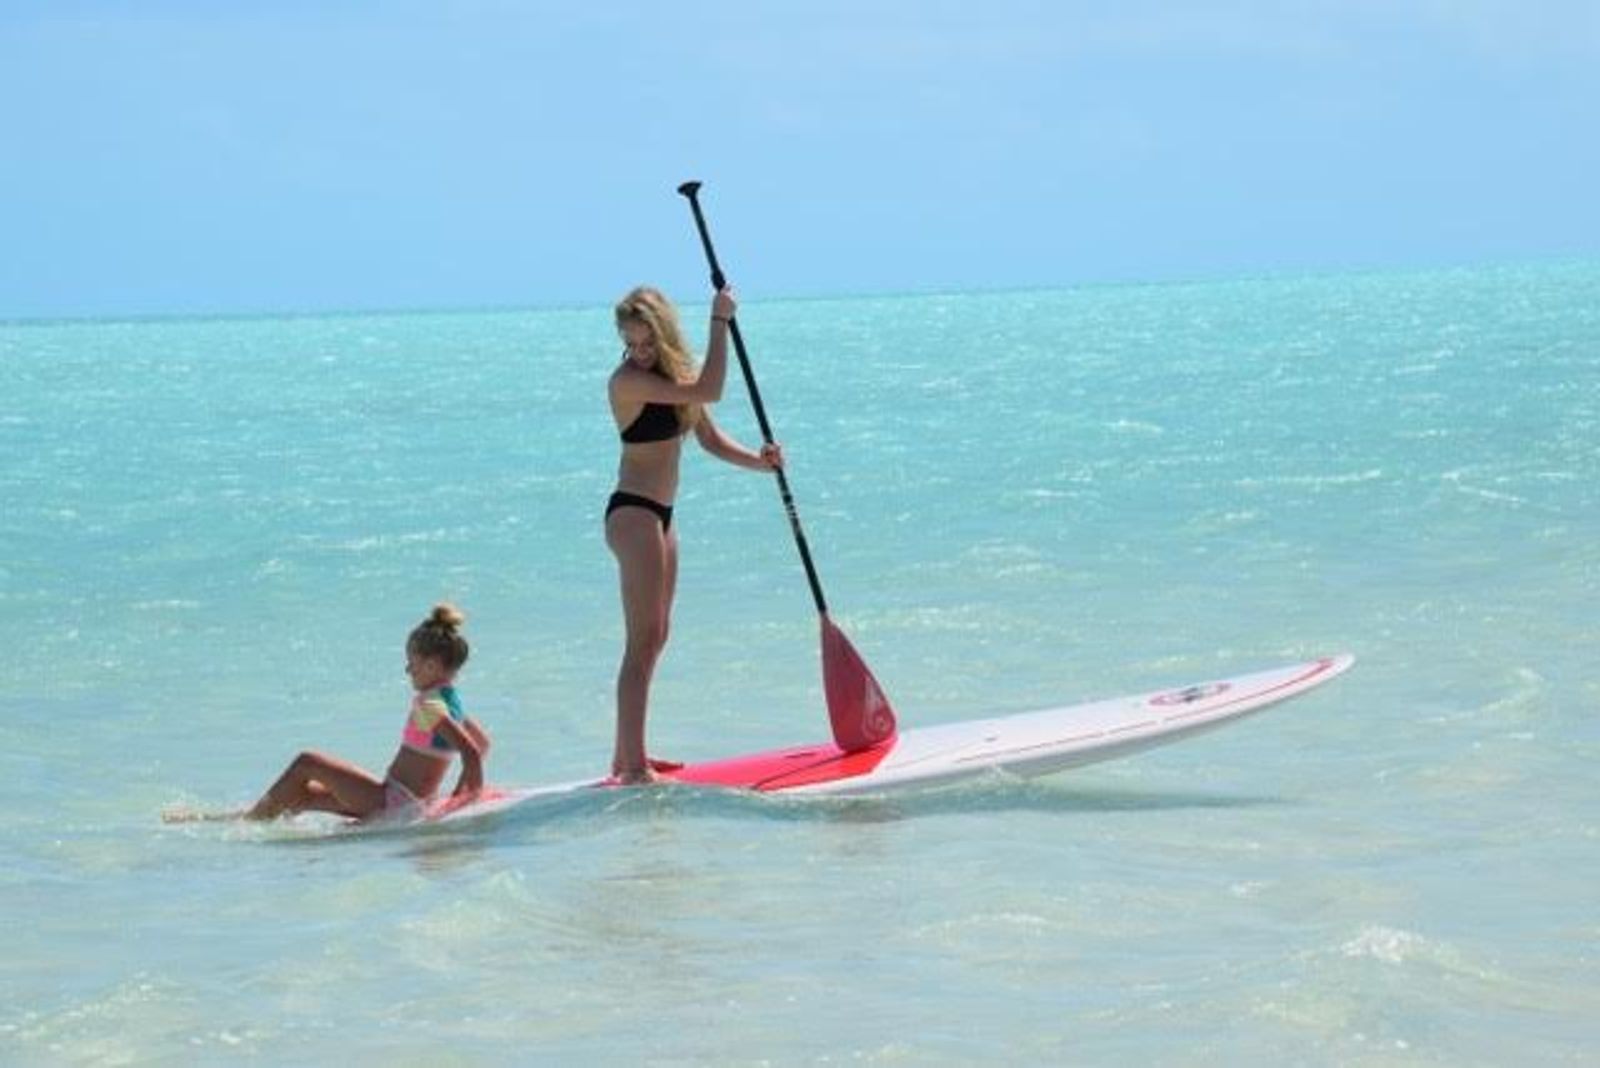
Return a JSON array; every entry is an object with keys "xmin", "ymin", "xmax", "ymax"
[{"xmin": 166, "ymin": 603, "xmax": 490, "ymax": 822}]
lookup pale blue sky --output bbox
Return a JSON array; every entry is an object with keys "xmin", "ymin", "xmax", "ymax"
[{"xmin": 3, "ymin": 1, "xmax": 1597, "ymax": 319}]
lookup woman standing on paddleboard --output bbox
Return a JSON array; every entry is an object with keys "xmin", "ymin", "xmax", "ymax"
[{"xmin": 607, "ymin": 285, "xmax": 783, "ymax": 784}]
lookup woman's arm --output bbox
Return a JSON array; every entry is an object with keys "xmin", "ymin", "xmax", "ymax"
[{"xmin": 693, "ymin": 413, "xmax": 785, "ymax": 472}]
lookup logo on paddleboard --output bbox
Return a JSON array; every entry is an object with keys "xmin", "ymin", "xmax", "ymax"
[{"xmin": 1150, "ymin": 681, "xmax": 1231, "ymax": 707}]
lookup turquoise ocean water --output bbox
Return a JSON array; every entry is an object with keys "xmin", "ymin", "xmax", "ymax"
[{"xmin": 2, "ymin": 261, "xmax": 1597, "ymax": 1064}]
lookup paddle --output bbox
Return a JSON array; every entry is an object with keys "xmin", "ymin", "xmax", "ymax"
[{"xmin": 676, "ymin": 180, "xmax": 897, "ymax": 752}]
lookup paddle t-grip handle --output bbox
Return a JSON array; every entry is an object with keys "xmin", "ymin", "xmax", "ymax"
[{"xmin": 677, "ymin": 182, "xmax": 729, "ymax": 297}]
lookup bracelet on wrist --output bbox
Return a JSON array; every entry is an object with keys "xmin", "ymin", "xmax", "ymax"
[{"xmin": 712, "ymin": 315, "xmax": 730, "ymax": 324}]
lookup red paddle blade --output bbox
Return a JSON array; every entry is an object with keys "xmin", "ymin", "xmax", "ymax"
[{"xmin": 821, "ymin": 615, "xmax": 897, "ymax": 751}]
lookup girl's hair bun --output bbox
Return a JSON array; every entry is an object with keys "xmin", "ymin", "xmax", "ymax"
[{"xmin": 430, "ymin": 602, "xmax": 466, "ymax": 630}]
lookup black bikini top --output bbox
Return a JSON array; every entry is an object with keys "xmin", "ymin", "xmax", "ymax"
[{"xmin": 620, "ymin": 402, "xmax": 681, "ymax": 444}]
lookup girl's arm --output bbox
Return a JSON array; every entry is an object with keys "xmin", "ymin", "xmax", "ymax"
[
  {"xmin": 463, "ymin": 717, "xmax": 491, "ymax": 758},
  {"xmin": 693, "ymin": 413, "xmax": 784, "ymax": 472},
  {"xmin": 433, "ymin": 716, "xmax": 487, "ymax": 797}
]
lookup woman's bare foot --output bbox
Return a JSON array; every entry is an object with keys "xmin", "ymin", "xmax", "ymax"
[{"xmin": 611, "ymin": 765, "xmax": 661, "ymax": 786}]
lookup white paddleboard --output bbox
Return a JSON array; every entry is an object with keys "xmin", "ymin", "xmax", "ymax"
[{"xmin": 413, "ymin": 655, "xmax": 1354, "ymax": 827}]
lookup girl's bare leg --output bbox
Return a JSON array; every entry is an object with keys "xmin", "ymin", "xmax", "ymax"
[{"xmin": 246, "ymin": 750, "xmax": 387, "ymax": 820}]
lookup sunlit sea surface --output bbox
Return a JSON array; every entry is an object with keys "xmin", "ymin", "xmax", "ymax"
[{"xmin": 2, "ymin": 261, "xmax": 1596, "ymax": 1064}]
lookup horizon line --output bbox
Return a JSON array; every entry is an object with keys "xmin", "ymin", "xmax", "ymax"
[{"xmin": 3, "ymin": 252, "xmax": 1594, "ymax": 329}]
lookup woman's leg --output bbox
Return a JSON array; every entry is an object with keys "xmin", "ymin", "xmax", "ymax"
[
  {"xmin": 246, "ymin": 750, "xmax": 387, "ymax": 820},
  {"xmin": 661, "ymin": 522, "xmax": 679, "ymax": 647},
  {"xmin": 648, "ymin": 523, "xmax": 682, "ymax": 771},
  {"xmin": 606, "ymin": 508, "xmax": 670, "ymax": 782}
]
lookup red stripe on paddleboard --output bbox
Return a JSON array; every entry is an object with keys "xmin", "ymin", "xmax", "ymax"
[{"xmin": 660, "ymin": 739, "xmax": 895, "ymax": 792}]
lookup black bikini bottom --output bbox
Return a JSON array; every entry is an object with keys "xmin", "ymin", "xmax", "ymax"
[{"xmin": 606, "ymin": 491, "xmax": 674, "ymax": 532}]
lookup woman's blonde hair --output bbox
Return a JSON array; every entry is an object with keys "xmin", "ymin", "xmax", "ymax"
[{"xmin": 614, "ymin": 286, "xmax": 702, "ymax": 434}]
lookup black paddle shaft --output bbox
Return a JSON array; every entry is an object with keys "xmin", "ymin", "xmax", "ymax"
[{"xmin": 677, "ymin": 180, "xmax": 829, "ymax": 616}]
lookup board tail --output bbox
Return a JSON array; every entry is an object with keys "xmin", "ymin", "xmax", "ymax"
[{"xmin": 822, "ymin": 614, "xmax": 897, "ymax": 751}]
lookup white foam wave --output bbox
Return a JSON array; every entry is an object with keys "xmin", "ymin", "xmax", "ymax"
[{"xmin": 1341, "ymin": 925, "xmax": 1426, "ymax": 964}]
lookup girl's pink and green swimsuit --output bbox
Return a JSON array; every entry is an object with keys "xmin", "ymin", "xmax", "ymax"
[
  {"xmin": 384, "ymin": 685, "xmax": 466, "ymax": 813},
  {"xmin": 401, "ymin": 685, "xmax": 466, "ymax": 757}
]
